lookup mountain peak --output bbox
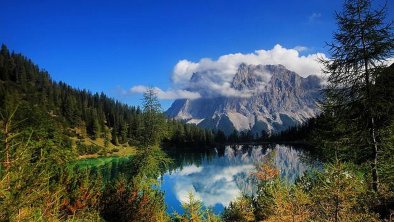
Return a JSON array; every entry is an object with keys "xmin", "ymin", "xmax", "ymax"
[
  {"xmin": 232, "ymin": 64, "xmax": 299, "ymax": 91},
  {"xmin": 166, "ymin": 64, "xmax": 322, "ymax": 135}
]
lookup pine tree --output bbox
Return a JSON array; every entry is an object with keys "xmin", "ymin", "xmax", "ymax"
[
  {"xmin": 174, "ymin": 192, "xmax": 210, "ymax": 222},
  {"xmin": 0, "ymin": 44, "xmax": 11, "ymax": 81},
  {"xmin": 111, "ymin": 127, "xmax": 119, "ymax": 146},
  {"xmin": 222, "ymin": 196, "xmax": 255, "ymax": 222},
  {"xmin": 86, "ymin": 109, "xmax": 100, "ymax": 139},
  {"xmin": 309, "ymin": 162, "xmax": 379, "ymax": 222},
  {"xmin": 321, "ymin": 0, "xmax": 393, "ymax": 192},
  {"xmin": 140, "ymin": 88, "xmax": 165, "ymax": 148}
]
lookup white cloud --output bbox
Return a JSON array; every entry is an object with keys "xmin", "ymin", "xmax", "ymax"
[
  {"xmin": 384, "ymin": 57, "xmax": 394, "ymax": 66},
  {"xmin": 128, "ymin": 44, "xmax": 327, "ymax": 100},
  {"xmin": 130, "ymin": 85, "xmax": 201, "ymax": 100},
  {"xmin": 172, "ymin": 60, "xmax": 199, "ymax": 85},
  {"xmin": 172, "ymin": 44, "xmax": 326, "ymax": 85},
  {"xmin": 308, "ymin": 12, "xmax": 322, "ymax": 23},
  {"xmin": 177, "ymin": 165, "xmax": 203, "ymax": 176},
  {"xmin": 167, "ymin": 147, "xmax": 254, "ymax": 207},
  {"xmin": 129, "ymin": 85, "xmax": 148, "ymax": 94},
  {"xmin": 172, "ymin": 166, "xmax": 243, "ymax": 207},
  {"xmin": 293, "ymin": 45, "xmax": 308, "ymax": 52}
]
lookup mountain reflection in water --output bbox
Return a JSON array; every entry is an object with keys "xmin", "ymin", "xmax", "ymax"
[{"xmin": 161, "ymin": 144, "xmax": 315, "ymax": 214}]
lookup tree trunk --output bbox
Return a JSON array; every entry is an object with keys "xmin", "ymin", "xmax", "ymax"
[
  {"xmin": 358, "ymin": 3, "xmax": 379, "ymax": 192},
  {"xmin": 370, "ymin": 117, "xmax": 379, "ymax": 192},
  {"xmin": 365, "ymin": 66, "xmax": 379, "ymax": 192},
  {"xmin": 334, "ymin": 194, "xmax": 339, "ymax": 222}
]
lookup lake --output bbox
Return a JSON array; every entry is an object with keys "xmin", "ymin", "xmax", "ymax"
[{"xmin": 161, "ymin": 143, "xmax": 316, "ymax": 214}]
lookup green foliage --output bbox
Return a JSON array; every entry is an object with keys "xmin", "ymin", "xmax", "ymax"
[
  {"xmin": 222, "ymin": 196, "xmax": 254, "ymax": 222},
  {"xmin": 174, "ymin": 192, "xmax": 204, "ymax": 222},
  {"xmin": 132, "ymin": 146, "xmax": 172, "ymax": 185},
  {"xmin": 59, "ymin": 167, "xmax": 104, "ymax": 218},
  {"xmin": 99, "ymin": 176, "xmax": 169, "ymax": 222},
  {"xmin": 304, "ymin": 162, "xmax": 377, "ymax": 221},
  {"xmin": 86, "ymin": 110, "xmax": 101, "ymax": 140},
  {"xmin": 140, "ymin": 88, "xmax": 167, "ymax": 148},
  {"xmin": 164, "ymin": 119, "xmax": 216, "ymax": 149},
  {"xmin": 374, "ymin": 65, "xmax": 394, "ymax": 194},
  {"xmin": 320, "ymin": 0, "xmax": 393, "ymax": 192},
  {"xmin": 0, "ymin": 105, "xmax": 82, "ymax": 221},
  {"xmin": 224, "ymin": 162, "xmax": 380, "ymax": 222},
  {"xmin": 256, "ymin": 180, "xmax": 311, "ymax": 222},
  {"xmin": 76, "ymin": 141, "xmax": 102, "ymax": 155},
  {"xmin": 379, "ymin": 121, "xmax": 394, "ymax": 191},
  {"xmin": 174, "ymin": 192, "xmax": 221, "ymax": 222},
  {"xmin": 268, "ymin": 115, "xmax": 321, "ymax": 143},
  {"xmin": 94, "ymin": 147, "xmax": 171, "ymax": 222}
]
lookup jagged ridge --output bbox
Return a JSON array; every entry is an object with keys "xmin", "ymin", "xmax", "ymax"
[{"xmin": 166, "ymin": 64, "xmax": 322, "ymax": 135}]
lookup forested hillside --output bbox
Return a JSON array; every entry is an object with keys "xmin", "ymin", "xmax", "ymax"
[{"xmin": 0, "ymin": 44, "xmax": 216, "ymax": 156}]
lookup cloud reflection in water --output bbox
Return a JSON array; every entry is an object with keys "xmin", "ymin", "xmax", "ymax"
[{"xmin": 161, "ymin": 144, "xmax": 310, "ymax": 213}]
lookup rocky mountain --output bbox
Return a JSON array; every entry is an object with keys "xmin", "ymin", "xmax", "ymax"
[{"xmin": 166, "ymin": 64, "xmax": 322, "ymax": 135}]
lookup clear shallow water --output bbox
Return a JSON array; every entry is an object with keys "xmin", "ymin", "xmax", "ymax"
[{"xmin": 161, "ymin": 144, "xmax": 315, "ymax": 214}]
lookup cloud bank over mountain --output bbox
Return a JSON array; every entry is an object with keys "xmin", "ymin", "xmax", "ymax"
[{"xmin": 128, "ymin": 44, "xmax": 327, "ymax": 100}]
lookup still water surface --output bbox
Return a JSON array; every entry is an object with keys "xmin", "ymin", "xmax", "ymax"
[{"xmin": 161, "ymin": 144, "xmax": 316, "ymax": 214}]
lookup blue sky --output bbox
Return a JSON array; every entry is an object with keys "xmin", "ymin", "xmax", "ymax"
[{"xmin": 1, "ymin": 0, "xmax": 392, "ymax": 109}]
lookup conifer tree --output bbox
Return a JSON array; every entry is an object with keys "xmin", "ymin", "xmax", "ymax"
[
  {"xmin": 141, "ymin": 87, "xmax": 165, "ymax": 148},
  {"xmin": 321, "ymin": 0, "xmax": 393, "ymax": 191}
]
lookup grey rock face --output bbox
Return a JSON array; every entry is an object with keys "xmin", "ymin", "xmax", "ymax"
[{"xmin": 166, "ymin": 64, "xmax": 322, "ymax": 135}]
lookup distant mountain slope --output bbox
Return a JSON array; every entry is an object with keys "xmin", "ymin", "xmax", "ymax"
[{"xmin": 166, "ymin": 64, "xmax": 323, "ymax": 135}]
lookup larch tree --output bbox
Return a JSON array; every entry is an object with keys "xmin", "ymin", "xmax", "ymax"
[
  {"xmin": 321, "ymin": 0, "xmax": 393, "ymax": 192},
  {"xmin": 141, "ymin": 87, "xmax": 166, "ymax": 149}
]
